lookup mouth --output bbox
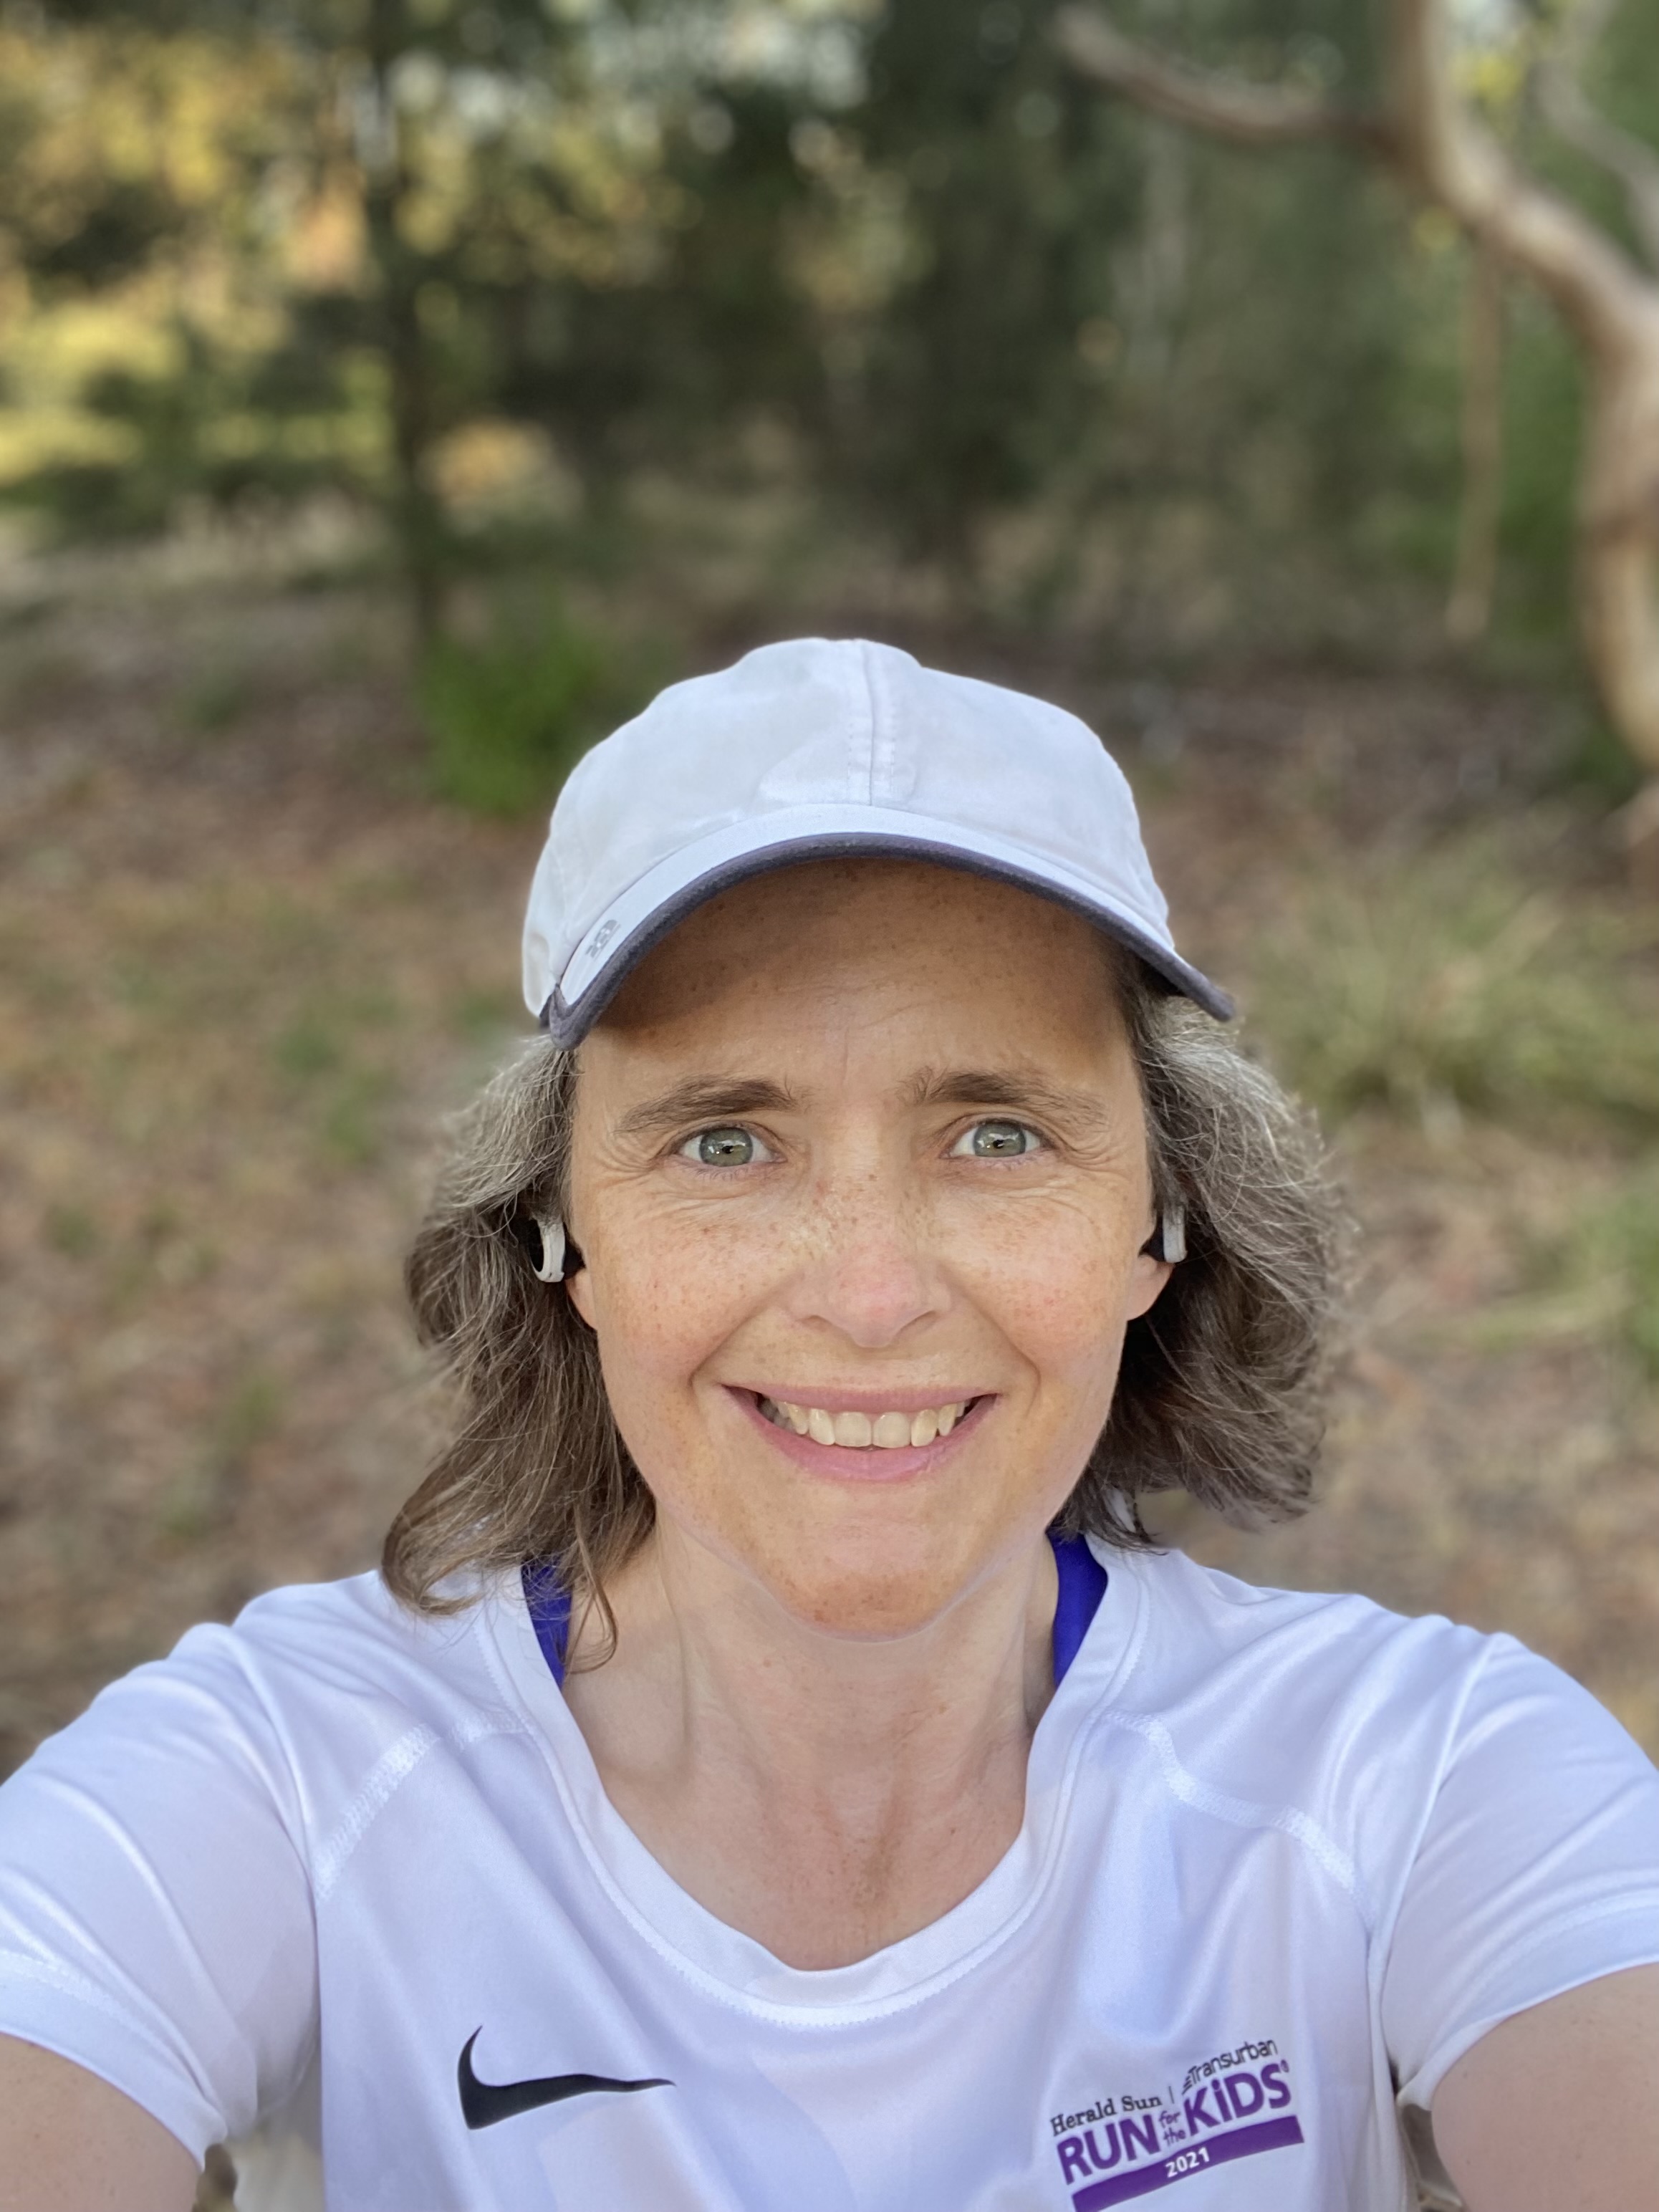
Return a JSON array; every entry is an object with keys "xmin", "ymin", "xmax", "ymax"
[
  {"xmin": 755, "ymin": 1394, "xmax": 977, "ymax": 1449},
  {"xmin": 728, "ymin": 1387, "xmax": 993, "ymax": 1480}
]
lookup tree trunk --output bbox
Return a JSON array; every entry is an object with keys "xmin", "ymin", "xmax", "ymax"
[
  {"xmin": 1386, "ymin": 0, "xmax": 1659, "ymax": 766},
  {"xmin": 362, "ymin": 0, "xmax": 445, "ymax": 652},
  {"xmin": 1447, "ymin": 243, "xmax": 1505, "ymax": 645},
  {"xmin": 1578, "ymin": 326, "xmax": 1659, "ymax": 770},
  {"xmin": 1057, "ymin": 0, "xmax": 1659, "ymax": 780}
]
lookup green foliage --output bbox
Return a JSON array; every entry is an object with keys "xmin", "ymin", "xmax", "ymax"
[
  {"xmin": 6, "ymin": 0, "xmax": 1654, "ymax": 685},
  {"xmin": 1495, "ymin": 302, "xmax": 1580, "ymax": 646},
  {"xmin": 271, "ymin": 1017, "xmax": 343, "ymax": 1082},
  {"xmin": 419, "ymin": 598, "xmax": 654, "ymax": 818},
  {"xmin": 266, "ymin": 978, "xmax": 403, "ymax": 1165},
  {"xmin": 844, "ymin": 0, "xmax": 1525, "ymax": 633},
  {"xmin": 176, "ymin": 657, "xmax": 254, "ymax": 737},
  {"xmin": 848, "ymin": 0, "xmax": 1138, "ymax": 556},
  {"xmin": 1609, "ymin": 1188, "xmax": 1659, "ymax": 1379},
  {"xmin": 1556, "ymin": 711, "xmax": 1645, "ymax": 809},
  {"xmin": 1249, "ymin": 837, "xmax": 1659, "ymax": 1134},
  {"xmin": 1472, "ymin": 1165, "xmax": 1659, "ymax": 1385},
  {"xmin": 1534, "ymin": 1171, "xmax": 1659, "ymax": 1380},
  {"xmin": 160, "ymin": 1367, "xmax": 282, "ymax": 1541},
  {"xmin": 44, "ymin": 1202, "xmax": 97, "ymax": 1259}
]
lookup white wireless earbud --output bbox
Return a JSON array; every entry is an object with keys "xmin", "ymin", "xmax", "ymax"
[
  {"xmin": 1160, "ymin": 1202, "xmax": 1186, "ymax": 1265},
  {"xmin": 533, "ymin": 1218, "xmax": 567, "ymax": 1284}
]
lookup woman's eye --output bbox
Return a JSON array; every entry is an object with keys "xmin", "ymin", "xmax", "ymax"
[
  {"xmin": 952, "ymin": 1118, "xmax": 1043, "ymax": 1158},
  {"xmin": 679, "ymin": 1125, "xmax": 771, "ymax": 1167}
]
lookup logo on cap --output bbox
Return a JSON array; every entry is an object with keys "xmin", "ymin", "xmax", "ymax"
[{"xmin": 585, "ymin": 918, "xmax": 620, "ymax": 961}]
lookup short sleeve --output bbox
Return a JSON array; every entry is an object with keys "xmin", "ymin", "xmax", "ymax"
[
  {"xmin": 1380, "ymin": 1634, "xmax": 1659, "ymax": 2107},
  {"xmin": 0, "ymin": 1623, "xmax": 319, "ymax": 2160}
]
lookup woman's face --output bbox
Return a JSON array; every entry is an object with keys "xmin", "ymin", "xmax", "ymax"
[{"xmin": 565, "ymin": 860, "xmax": 1170, "ymax": 1638}]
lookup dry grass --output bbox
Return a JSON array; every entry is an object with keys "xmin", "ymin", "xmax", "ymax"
[
  {"xmin": 1248, "ymin": 837, "xmax": 1659, "ymax": 1134},
  {"xmin": 1127, "ymin": 691, "xmax": 1659, "ymax": 1753},
  {"xmin": 0, "ymin": 584, "xmax": 540, "ymax": 1769}
]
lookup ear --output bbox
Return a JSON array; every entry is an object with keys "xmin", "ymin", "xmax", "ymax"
[
  {"xmin": 1130, "ymin": 1200, "xmax": 1181, "ymax": 1318},
  {"xmin": 563, "ymin": 1251, "xmax": 597, "ymax": 1329},
  {"xmin": 1126, "ymin": 1246, "xmax": 1174, "ymax": 1320}
]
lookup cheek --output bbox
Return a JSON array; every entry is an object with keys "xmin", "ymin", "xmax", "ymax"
[
  {"xmin": 590, "ymin": 1262, "xmax": 717, "ymax": 1395},
  {"xmin": 961, "ymin": 1204, "xmax": 1146, "ymax": 1383},
  {"xmin": 582, "ymin": 1208, "xmax": 771, "ymax": 1403},
  {"xmin": 584, "ymin": 1270, "xmax": 717, "ymax": 1504}
]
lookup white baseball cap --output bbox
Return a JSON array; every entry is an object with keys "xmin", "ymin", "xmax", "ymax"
[{"xmin": 521, "ymin": 637, "xmax": 1231, "ymax": 1042}]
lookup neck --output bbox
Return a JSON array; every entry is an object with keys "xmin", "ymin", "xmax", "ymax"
[{"xmin": 560, "ymin": 1526, "xmax": 1059, "ymax": 1968}]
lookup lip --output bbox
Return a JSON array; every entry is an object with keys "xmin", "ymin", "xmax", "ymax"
[
  {"xmin": 726, "ymin": 1386, "xmax": 994, "ymax": 1484},
  {"xmin": 741, "ymin": 1383, "xmax": 989, "ymax": 1418}
]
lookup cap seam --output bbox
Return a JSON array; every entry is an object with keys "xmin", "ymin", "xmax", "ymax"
[
  {"xmin": 846, "ymin": 638, "xmax": 876, "ymax": 804},
  {"xmin": 861, "ymin": 638, "xmax": 897, "ymax": 806}
]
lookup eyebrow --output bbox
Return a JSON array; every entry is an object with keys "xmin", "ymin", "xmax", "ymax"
[
  {"xmin": 612, "ymin": 1066, "xmax": 1115, "ymax": 1144},
  {"xmin": 614, "ymin": 1076, "xmax": 800, "ymax": 1142},
  {"xmin": 905, "ymin": 1066, "xmax": 1115, "ymax": 1134}
]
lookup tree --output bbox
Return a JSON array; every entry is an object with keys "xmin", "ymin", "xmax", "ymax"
[
  {"xmin": 1057, "ymin": 0, "xmax": 1659, "ymax": 777},
  {"xmin": 843, "ymin": 0, "xmax": 1143, "ymax": 578},
  {"xmin": 4, "ymin": 1, "xmax": 867, "ymax": 651}
]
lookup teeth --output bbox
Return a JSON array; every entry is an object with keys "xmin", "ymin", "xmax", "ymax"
[{"xmin": 759, "ymin": 1398, "xmax": 971, "ymax": 1448}]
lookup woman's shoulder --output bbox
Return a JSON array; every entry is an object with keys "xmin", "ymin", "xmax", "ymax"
[
  {"xmin": 25, "ymin": 1569, "xmax": 530, "ymax": 1815},
  {"xmin": 1119, "ymin": 1544, "xmax": 1639, "ymax": 1769},
  {"xmin": 183, "ymin": 1567, "xmax": 524, "ymax": 1728},
  {"xmin": 1, "ymin": 1572, "xmax": 540, "ymax": 1915},
  {"xmin": 1095, "ymin": 1546, "xmax": 1658, "ymax": 1925},
  {"xmin": 226, "ymin": 1564, "xmax": 500, "ymax": 1665},
  {"xmin": 1124, "ymin": 1544, "xmax": 1524, "ymax": 1702}
]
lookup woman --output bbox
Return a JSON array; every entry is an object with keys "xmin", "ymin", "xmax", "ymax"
[{"xmin": 1, "ymin": 638, "xmax": 1657, "ymax": 2212}]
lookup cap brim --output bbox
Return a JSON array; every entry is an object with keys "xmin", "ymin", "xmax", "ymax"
[{"xmin": 541, "ymin": 818, "xmax": 1233, "ymax": 1045}]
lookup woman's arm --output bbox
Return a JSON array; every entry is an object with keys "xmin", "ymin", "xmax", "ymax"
[
  {"xmin": 1433, "ymin": 1964, "xmax": 1659, "ymax": 2212},
  {"xmin": 0, "ymin": 2037, "xmax": 196, "ymax": 2212}
]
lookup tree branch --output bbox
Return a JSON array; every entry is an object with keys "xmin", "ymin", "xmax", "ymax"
[
  {"xmin": 1536, "ymin": 0, "xmax": 1659, "ymax": 274},
  {"xmin": 1385, "ymin": 0, "xmax": 1651, "ymax": 360},
  {"xmin": 1446, "ymin": 240, "xmax": 1505, "ymax": 644},
  {"xmin": 1053, "ymin": 9, "xmax": 1392, "ymax": 157},
  {"xmin": 1056, "ymin": 0, "xmax": 1659, "ymax": 776},
  {"xmin": 1055, "ymin": 1, "xmax": 1653, "ymax": 361}
]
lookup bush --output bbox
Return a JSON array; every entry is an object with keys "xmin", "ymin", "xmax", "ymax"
[
  {"xmin": 1471, "ymin": 1166, "xmax": 1659, "ymax": 1382},
  {"xmin": 1552, "ymin": 1172, "xmax": 1659, "ymax": 1379},
  {"xmin": 1247, "ymin": 835, "xmax": 1659, "ymax": 1135},
  {"xmin": 419, "ymin": 600, "xmax": 655, "ymax": 818}
]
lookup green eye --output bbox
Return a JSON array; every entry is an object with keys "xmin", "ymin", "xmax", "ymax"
[
  {"xmin": 686, "ymin": 1126, "xmax": 759, "ymax": 1166},
  {"xmin": 957, "ymin": 1119, "xmax": 1039, "ymax": 1158}
]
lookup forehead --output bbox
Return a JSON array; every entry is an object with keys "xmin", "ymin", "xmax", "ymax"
[{"xmin": 592, "ymin": 858, "xmax": 1129, "ymax": 1062}]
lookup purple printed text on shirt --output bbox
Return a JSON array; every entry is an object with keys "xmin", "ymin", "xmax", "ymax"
[{"xmin": 1054, "ymin": 2060, "xmax": 1302, "ymax": 2209}]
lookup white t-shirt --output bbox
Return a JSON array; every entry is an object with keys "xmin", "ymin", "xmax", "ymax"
[{"xmin": 2, "ymin": 1544, "xmax": 1658, "ymax": 2212}]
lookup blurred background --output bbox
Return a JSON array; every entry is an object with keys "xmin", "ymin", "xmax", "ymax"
[{"xmin": 4, "ymin": 0, "xmax": 1659, "ymax": 1794}]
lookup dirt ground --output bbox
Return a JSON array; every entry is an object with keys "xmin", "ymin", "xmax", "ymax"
[{"xmin": 3, "ymin": 569, "xmax": 1658, "ymax": 1784}]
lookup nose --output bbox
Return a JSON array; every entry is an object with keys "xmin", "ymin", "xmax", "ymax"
[{"xmin": 780, "ymin": 1165, "xmax": 950, "ymax": 1350}]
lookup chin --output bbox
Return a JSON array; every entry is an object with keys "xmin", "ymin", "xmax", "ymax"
[{"xmin": 741, "ymin": 1520, "xmax": 1008, "ymax": 1643}]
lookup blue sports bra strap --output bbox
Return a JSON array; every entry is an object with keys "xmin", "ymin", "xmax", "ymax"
[
  {"xmin": 1049, "ymin": 1529, "xmax": 1108, "ymax": 1687},
  {"xmin": 524, "ymin": 1537, "xmax": 1106, "ymax": 1692},
  {"xmin": 521, "ymin": 1557, "xmax": 572, "ymax": 1687}
]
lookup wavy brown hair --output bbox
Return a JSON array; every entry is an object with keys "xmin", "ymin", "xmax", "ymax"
[{"xmin": 383, "ymin": 955, "xmax": 1345, "ymax": 1625}]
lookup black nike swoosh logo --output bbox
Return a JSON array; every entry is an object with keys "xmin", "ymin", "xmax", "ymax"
[{"xmin": 458, "ymin": 2029, "xmax": 673, "ymax": 2130}]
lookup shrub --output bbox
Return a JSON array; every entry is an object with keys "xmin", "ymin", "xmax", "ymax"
[
  {"xmin": 419, "ymin": 600, "xmax": 654, "ymax": 818},
  {"xmin": 1473, "ymin": 1168, "xmax": 1659, "ymax": 1382},
  {"xmin": 1246, "ymin": 835, "xmax": 1659, "ymax": 1135}
]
